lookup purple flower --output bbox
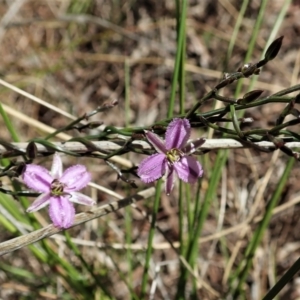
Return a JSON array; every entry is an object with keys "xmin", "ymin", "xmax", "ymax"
[
  {"xmin": 137, "ymin": 118, "xmax": 204, "ymax": 194},
  {"xmin": 22, "ymin": 153, "xmax": 95, "ymax": 228}
]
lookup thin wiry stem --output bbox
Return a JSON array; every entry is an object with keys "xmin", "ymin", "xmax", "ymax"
[
  {"xmin": 0, "ymin": 187, "xmax": 155, "ymax": 256},
  {"xmin": 0, "ymin": 139, "xmax": 299, "ymax": 158}
]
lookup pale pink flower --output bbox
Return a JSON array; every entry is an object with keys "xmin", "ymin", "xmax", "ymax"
[
  {"xmin": 138, "ymin": 118, "xmax": 204, "ymax": 194},
  {"xmin": 23, "ymin": 153, "xmax": 95, "ymax": 228}
]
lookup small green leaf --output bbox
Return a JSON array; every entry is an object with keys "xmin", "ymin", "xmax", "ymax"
[
  {"xmin": 230, "ymin": 104, "xmax": 243, "ymax": 137},
  {"xmin": 26, "ymin": 141, "xmax": 37, "ymax": 159},
  {"xmin": 264, "ymin": 36, "xmax": 284, "ymax": 61},
  {"xmin": 237, "ymin": 90, "xmax": 264, "ymax": 104}
]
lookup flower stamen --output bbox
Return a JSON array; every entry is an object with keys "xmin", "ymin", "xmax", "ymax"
[
  {"xmin": 137, "ymin": 118, "xmax": 204, "ymax": 194},
  {"xmin": 23, "ymin": 152, "xmax": 94, "ymax": 228},
  {"xmin": 166, "ymin": 148, "xmax": 183, "ymax": 163},
  {"xmin": 50, "ymin": 179, "xmax": 65, "ymax": 196}
]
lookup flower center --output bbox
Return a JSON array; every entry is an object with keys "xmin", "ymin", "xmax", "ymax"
[
  {"xmin": 50, "ymin": 179, "xmax": 65, "ymax": 196},
  {"xmin": 166, "ymin": 148, "xmax": 183, "ymax": 163}
]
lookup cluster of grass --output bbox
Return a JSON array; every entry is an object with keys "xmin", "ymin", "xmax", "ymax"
[{"xmin": 0, "ymin": 0, "xmax": 300, "ymax": 299}]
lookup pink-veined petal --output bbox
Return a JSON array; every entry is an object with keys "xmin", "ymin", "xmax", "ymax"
[
  {"xmin": 174, "ymin": 156, "xmax": 203, "ymax": 184},
  {"xmin": 51, "ymin": 152, "xmax": 63, "ymax": 179},
  {"xmin": 26, "ymin": 192, "xmax": 51, "ymax": 212},
  {"xmin": 165, "ymin": 118, "xmax": 190, "ymax": 150},
  {"xmin": 145, "ymin": 131, "xmax": 167, "ymax": 154},
  {"xmin": 165, "ymin": 166, "xmax": 175, "ymax": 195},
  {"xmin": 69, "ymin": 192, "xmax": 95, "ymax": 206},
  {"xmin": 183, "ymin": 138, "xmax": 206, "ymax": 155},
  {"xmin": 60, "ymin": 165, "xmax": 91, "ymax": 192},
  {"xmin": 22, "ymin": 165, "xmax": 52, "ymax": 192},
  {"xmin": 49, "ymin": 196, "xmax": 75, "ymax": 228},
  {"xmin": 137, "ymin": 153, "xmax": 167, "ymax": 183}
]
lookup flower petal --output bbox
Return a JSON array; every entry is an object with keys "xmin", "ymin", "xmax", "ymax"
[
  {"xmin": 165, "ymin": 118, "xmax": 190, "ymax": 150},
  {"xmin": 174, "ymin": 156, "xmax": 203, "ymax": 183},
  {"xmin": 137, "ymin": 153, "xmax": 167, "ymax": 183},
  {"xmin": 165, "ymin": 166, "xmax": 175, "ymax": 195},
  {"xmin": 26, "ymin": 193, "xmax": 51, "ymax": 212},
  {"xmin": 49, "ymin": 196, "xmax": 75, "ymax": 228},
  {"xmin": 60, "ymin": 165, "xmax": 91, "ymax": 192},
  {"xmin": 183, "ymin": 138, "xmax": 206, "ymax": 154},
  {"xmin": 23, "ymin": 165, "xmax": 52, "ymax": 192},
  {"xmin": 51, "ymin": 152, "xmax": 63, "ymax": 179},
  {"xmin": 69, "ymin": 192, "xmax": 95, "ymax": 206},
  {"xmin": 145, "ymin": 131, "xmax": 167, "ymax": 154}
]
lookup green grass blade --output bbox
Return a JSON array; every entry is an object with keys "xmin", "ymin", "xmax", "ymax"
[
  {"xmin": 140, "ymin": 179, "xmax": 162, "ymax": 297},
  {"xmin": 168, "ymin": 0, "xmax": 187, "ymax": 118},
  {"xmin": 176, "ymin": 149, "xmax": 228, "ymax": 298},
  {"xmin": 263, "ymin": 256, "xmax": 300, "ymax": 300},
  {"xmin": 231, "ymin": 157, "xmax": 295, "ymax": 297},
  {"xmin": 0, "ymin": 102, "xmax": 19, "ymax": 142},
  {"xmin": 225, "ymin": 0, "xmax": 249, "ymax": 67},
  {"xmin": 234, "ymin": 0, "xmax": 268, "ymax": 98}
]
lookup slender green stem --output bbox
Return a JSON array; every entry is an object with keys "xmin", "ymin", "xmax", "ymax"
[
  {"xmin": 185, "ymin": 90, "xmax": 214, "ymax": 118},
  {"xmin": 234, "ymin": 0, "xmax": 268, "ymax": 98},
  {"xmin": 186, "ymin": 185, "xmax": 192, "ymax": 235},
  {"xmin": 225, "ymin": 0, "xmax": 249, "ymax": 65},
  {"xmin": 125, "ymin": 205, "xmax": 133, "ymax": 291},
  {"xmin": 248, "ymin": 0, "xmax": 292, "ymax": 91},
  {"xmin": 176, "ymin": 150, "xmax": 228, "ymax": 298},
  {"xmin": 179, "ymin": 8, "xmax": 186, "ymax": 115},
  {"xmin": 125, "ymin": 59, "xmax": 130, "ymax": 127},
  {"xmin": 168, "ymin": 0, "xmax": 187, "ymax": 118},
  {"xmin": 0, "ymin": 103, "xmax": 19, "ymax": 142},
  {"xmin": 140, "ymin": 180, "xmax": 162, "ymax": 297},
  {"xmin": 179, "ymin": 181, "xmax": 185, "ymax": 256},
  {"xmin": 64, "ymin": 231, "xmax": 110, "ymax": 296},
  {"xmin": 230, "ymin": 104, "xmax": 243, "ymax": 137},
  {"xmin": 263, "ymin": 256, "xmax": 300, "ymax": 300},
  {"xmin": 231, "ymin": 157, "xmax": 295, "ymax": 297}
]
